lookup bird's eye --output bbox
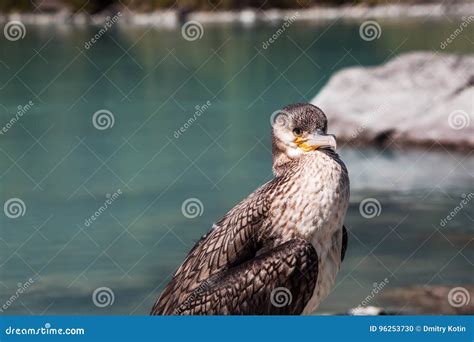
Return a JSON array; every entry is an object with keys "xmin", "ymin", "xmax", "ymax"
[{"xmin": 293, "ymin": 128, "xmax": 303, "ymax": 136}]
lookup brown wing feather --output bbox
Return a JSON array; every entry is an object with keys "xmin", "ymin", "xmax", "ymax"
[
  {"xmin": 173, "ymin": 239, "xmax": 318, "ymax": 315},
  {"xmin": 151, "ymin": 180, "xmax": 278, "ymax": 315}
]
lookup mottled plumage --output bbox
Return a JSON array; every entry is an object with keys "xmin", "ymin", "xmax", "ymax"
[{"xmin": 151, "ymin": 103, "xmax": 350, "ymax": 315}]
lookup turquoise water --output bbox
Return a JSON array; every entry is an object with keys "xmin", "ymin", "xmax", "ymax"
[{"xmin": 0, "ymin": 19, "xmax": 473, "ymax": 315}]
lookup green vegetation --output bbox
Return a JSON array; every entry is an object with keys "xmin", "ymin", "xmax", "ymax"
[
  {"xmin": 0, "ymin": 0, "xmax": 448, "ymax": 13},
  {"xmin": 0, "ymin": 0, "xmax": 33, "ymax": 12}
]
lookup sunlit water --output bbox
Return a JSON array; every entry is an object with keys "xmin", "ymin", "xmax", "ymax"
[{"xmin": 0, "ymin": 18, "xmax": 473, "ymax": 315}]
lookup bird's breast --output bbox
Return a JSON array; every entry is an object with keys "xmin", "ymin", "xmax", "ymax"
[
  {"xmin": 271, "ymin": 152, "xmax": 349, "ymax": 243},
  {"xmin": 267, "ymin": 153, "xmax": 349, "ymax": 314},
  {"xmin": 289, "ymin": 152, "xmax": 349, "ymax": 314}
]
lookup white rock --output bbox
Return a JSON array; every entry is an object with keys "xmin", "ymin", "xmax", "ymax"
[
  {"xmin": 129, "ymin": 11, "xmax": 177, "ymax": 27},
  {"xmin": 348, "ymin": 306, "xmax": 385, "ymax": 315},
  {"xmin": 239, "ymin": 9, "xmax": 257, "ymax": 25},
  {"xmin": 312, "ymin": 52, "xmax": 474, "ymax": 150}
]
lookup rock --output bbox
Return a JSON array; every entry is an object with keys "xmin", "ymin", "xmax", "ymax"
[
  {"xmin": 127, "ymin": 11, "xmax": 178, "ymax": 27},
  {"xmin": 311, "ymin": 52, "xmax": 474, "ymax": 151},
  {"xmin": 379, "ymin": 285, "xmax": 474, "ymax": 315},
  {"xmin": 346, "ymin": 285, "xmax": 474, "ymax": 315},
  {"xmin": 348, "ymin": 306, "xmax": 389, "ymax": 315},
  {"xmin": 342, "ymin": 306, "xmax": 413, "ymax": 316}
]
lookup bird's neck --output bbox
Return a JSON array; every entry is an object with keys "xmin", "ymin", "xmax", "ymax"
[
  {"xmin": 272, "ymin": 141, "xmax": 295, "ymax": 177},
  {"xmin": 272, "ymin": 149, "xmax": 343, "ymax": 177}
]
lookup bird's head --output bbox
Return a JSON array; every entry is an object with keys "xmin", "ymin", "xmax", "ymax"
[{"xmin": 271, "ymin": 103, "xmax": 336, "ymax": 176}]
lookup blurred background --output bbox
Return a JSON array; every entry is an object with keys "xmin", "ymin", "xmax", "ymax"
[
  {"xmin": 0, "ymin": 0, "xmax": 473, "ymax": 315},
  {"xmin": 2, "ymin": 0, "xmax": 464, "ymax": 12}
]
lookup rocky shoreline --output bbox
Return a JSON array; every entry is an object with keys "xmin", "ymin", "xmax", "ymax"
[
  {"xmin": 378, "ymin": 285, "xmax": 474, "ymax": 315},
  {"xmin": 0, "ymin": 2, "xmax": 473, "ymax": 26},
  {"xmin": 345, "ymin": 285, "xmax": 474, "ymax": 315}
]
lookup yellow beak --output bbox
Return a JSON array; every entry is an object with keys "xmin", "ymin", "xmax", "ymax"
[{"xmin": 295, "ymin": 133, "xmax": 337, "ymax": 152}]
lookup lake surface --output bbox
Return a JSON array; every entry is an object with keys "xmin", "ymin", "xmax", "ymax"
[{"xmin": 0, "ymin": 18, "xmax": 473, "ymax": 315}]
